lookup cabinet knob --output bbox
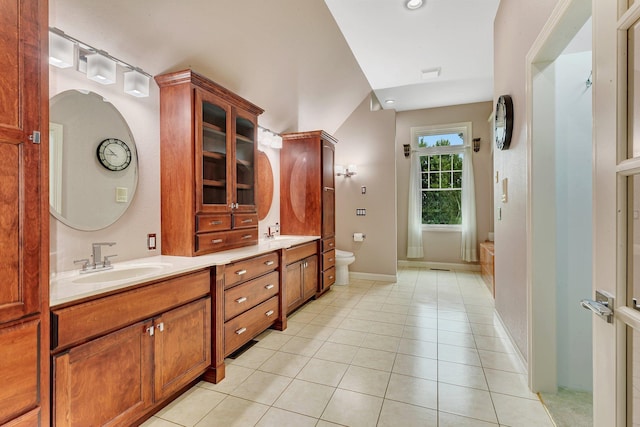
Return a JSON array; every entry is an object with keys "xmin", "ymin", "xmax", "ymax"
[
  {"xmin": 265, "ymin": 284, "xmax": 275, "ymax": 290},
  {"xmin": 265, "ymin": 310, "xmax": 275, "ymax": 317},
  {"xmin": 146, "ymin": 326, "xmax": 154, "ymax": 336},
  {"xmin": 236, "ymin": 269, "xmax": 247, "ymax": 276},
  {"xmin": 156, "ymin": 322, "xmax": 164, "ymax": 332},
  {"xmin": 235, "ymin": 327, "xmax": 247, "ymax": 335},
  {"xmin": 236, "ymin": 297, "xmax": 248, "ymax": 303}
]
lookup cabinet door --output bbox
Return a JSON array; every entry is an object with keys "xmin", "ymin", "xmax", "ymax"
[
  {"xmin": 321, "ymin": 141, "xmax": 335, "ymax": 238},
  {"xmin": 54, "ymin": 321, "xmax": 154, "ymax": 426},
  {"xmin": 154, "ymin": 298, "xmax": 211, "ymax": 401},
  {"xmin": 234, "ymin": 109, "xmax": 257, "ymax": 211},
  {"xmin": 285, "ymin": 261, "xmax": 303, "ymax": 313},
  {"xmin": 196, "ymin": 89, "xmax": 232, "ymax": 213},
  {"xmin": 303, "ymin": 255, "xmax": 318, "ymax": 300}
]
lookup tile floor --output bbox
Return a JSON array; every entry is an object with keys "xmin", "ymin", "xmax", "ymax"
[{"xmin": 141, "ymin": 268, "xmax": 555, "ymax": 427}]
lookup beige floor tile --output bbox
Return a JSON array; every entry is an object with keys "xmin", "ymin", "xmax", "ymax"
[
  {"xmin": 438, "ymin": 360, "xmax": 488, "ymax": 390},
  {"xmin": 369, "ymin": 321, "xmax": 405, "ymax": 337},
  {"xmin": 385, "ymin": 373, "xmax": 437, "ymax": 409},
  {"xmin": 438, "ymin": 343, "xmax": 481, "ymax": 366},
  {"xmin": 492, "ymin": 393, "xmax": 555, "ymax": 426},
  {"xmin": 438, "ymin": 383, "xmax": 497, "ymax": 424},
  {"xmin": 254, "ymin": 331, "xmax": 293, "ymax": 351},
  {"xmin": 140, "ymin": 417, "xmax": 182, "ymax": 427},
  {"xmin": 437, "ymin": 330, "xmax": 476, "ymax": 349},
  {"xmin": 279, "ymin": 320, "xmax": 306, "ymax": 335},
  {"xmin": 438, "ymin": 310, "xmax": 469, "ymax": 322},
  {"xmin": 258, "ymin": 351, "xmax": 310, "ymax": 377},
  {"xmin": 397, "ymin": 338, "xmax": 438, "ymax": 359},
  {"xmin": 296, "ymin": 358, "xmax": 349, "ymax": 386},
  {"xmin": 405, "ymin": 315, "xmax": 439, "ymax": 329},
  {"xmin": 338, "ymin": 365, "xmax": 391, "ymax": 397},
  {"xmin": 287, "ymin": 311, "xmax": 318, "ymax": 324},
  {"xmin": 403, "ymin": 325, "xmax": 438, "ymax": 343},
  {"xmin": 273, "ymin": 379, "xmax": 335, "ymax": 418},
  {"xmin": 351, "ymin": 347, "xmax": 397, "ymax": 371},
  {"xmin": 197, "ymin": 365, "xmax": 254, "ymax": 394},
  {"xmin": 377, "ymin": 399, "xmax": 438, "ymax": 427},
  {"xmin": 337, "ymin": 317, "xmax": 372, "ymax": 332},
  {"xmin": 321, "ymin": 388, "xmax": 384, "ymax": 427},
  {"xmin": 297, "ymin": 301, "xmax": 326, "ymax": 314},
  {"xmin": 315, "ymin": 421, "xmax": 344, "ymax": 427},
  {"xmin": 471, "ymin": 322, "xmax": 507, "ymax": 338},
  {"xmin": 308, "ymin": 313, "xmax": 345, "ymax": 328},
  {"xmin": 326, "ymin": 328, "xmax": 367, "ymax": 346},
  {"xmin": 229, "ymin": 370, "xmax": 292, "ymax": 405},
  {"xmin": 438, "ymin": 411, "xmax": 499, "ymax": 426},
  {"xmin": 392, "ymin": 353, "xmax": 438, "ymax": 381},
  {"xmin": 156, "ymin": 387, "xmax": 225, "ymax": 426},
  {"xmin": 254, "ymin": 407, "xmax": 317, "ymax": 427},
  {"xmin": 296, "ymin": 323, "xmax": 336, "ymax": 340},
  {"xmin": 478, "ymin": 349, "xmax": 526, "ymax": 373},
  {"xmin": 278, "ymin": 336, "xmax": 324, "ymax": 357},
  {"xmin": 194, "ymin": 396, "xmax": 269, "ymax": 427},
  {"xmin": 438, "ymin": 319, "xmax": 473, "ymax": 334},
  {"xmin": 354, "ymin": 301, "xmax": 384, "ymax": 311},
  {"xmin": 474, "ymin": 335, "xmax": 515, "ymax": 354},
  {"xmin": 484, "ymin": 368, "xmax": 538, "ymax": 399},
  {"xmin": 464, "ymin": 304, "xmax": 496, "ymax": 316},
  {"xmin": 321, "ymin": 305, "xmax": 353, "ymax": 317},
  {"xmin": 314, "ymin": 341, "xmax": 358, "ymax": 364},
  {"xmin": 361, "ymin": 333, "xmax": 401, "ymax": 352},
  {"xmin": 227, "ymin": 346, "xmax": 275, "ymax": 369}
]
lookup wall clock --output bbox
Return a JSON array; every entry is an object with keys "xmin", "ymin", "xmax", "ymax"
[
  {"xmin": 494, "ymin": 95, "xmax": 514, "ymax": 150},
  {"xmin": 97, "ymin": 138, "xmax": 132, "ymax": 171}
]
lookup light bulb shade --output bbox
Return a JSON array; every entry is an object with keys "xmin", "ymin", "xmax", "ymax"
[
  {"xmin": 335, "ymin": 165, "xmax": 345, "ymax": 176},
  {"xmin": 49, "ymin": 32, "xmax": 75, "ymax": 68},
  {"xmin": 87, "ymin": 52, "xmax": 116, "ymax": 85},
  {"xmin": 271, "ymin": 135, "xmax": 283, "ymax": 149},
  {"xmin": 124, "ymin": 70, "xmax": 150, "ymax": 97},
  {"xmin": 347, "ymin": 164, "xmax": 358, "ymax": 175}
]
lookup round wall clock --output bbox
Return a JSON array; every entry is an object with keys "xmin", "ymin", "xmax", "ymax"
[
  {"xmin": 97, "ymin": 138, "xmax": 132, "ymax": 171},
  {"xmin": 494, "ymin": 95, "xmax": 514, "ymax": 150}
]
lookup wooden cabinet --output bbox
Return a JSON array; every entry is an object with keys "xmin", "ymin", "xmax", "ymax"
[
  {"xmin": 207, "ymin": 252, "xmax": 281, "ymax": 383},
  {"xmin": 51, "ymin": 271, "xmax": 211, "ymax": 426},
  {"xmin": 280, "ymin": 131, "xmax": 337, "ymax": 295},
  {"xmin": 155, "ymin": 70, "xmax": 264, "ymax": 256},
  {"xmin": 283, "ymin": 242, "xmax": 319, "ymax": 314},
  {"xmin": 480, "ymin": 242, "xmax": 495, "ymax": 297},
  {"xmin": 0, "ymin": 0, "xmax": 49, "ymax": 424}
]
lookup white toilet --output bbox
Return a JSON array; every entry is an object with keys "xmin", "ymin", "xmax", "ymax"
[{"xmin": 334, "ymin": 249, "xmax": 355, "ymax": 285}]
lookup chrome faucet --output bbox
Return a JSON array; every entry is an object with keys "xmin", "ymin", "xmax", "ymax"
[
  {"xmin": 265, "ymin": 223, "xmax": 280, "ymax": 239},
  {"xmin": 74, "ymin": 242, "xmax": 117, "ymax": 273}
]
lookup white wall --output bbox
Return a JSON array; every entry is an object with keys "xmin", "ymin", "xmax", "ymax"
[{"xmin": 554, "ymin": 50, "xmax": 593, "ymax": 391}]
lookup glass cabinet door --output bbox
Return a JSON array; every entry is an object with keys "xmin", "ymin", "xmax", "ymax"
[
  {"xmin": 197, "ymin": 91, "xmax": 230, "ymax": 211},
  {"xmin": 234, "ymin": 113, "xmax": 256, "ymax": 208}
]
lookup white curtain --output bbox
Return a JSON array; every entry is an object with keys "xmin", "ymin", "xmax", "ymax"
[
  {"xmin": 407, "ymin": 152, "xmax": 424, "ymax": 258},
  {"xmin": 460, "ymin": 146, "xmax": 478, "ymax": 262}
]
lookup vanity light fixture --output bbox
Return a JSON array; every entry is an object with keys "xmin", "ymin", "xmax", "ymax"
[
  {"xmin": 406, "ymin": 0, "xmax": 424, "ymax": 10},
  {"xmin": 49, "ymin": 30, "xmax": 75, "ymax": 68},
  {"xmin": 258, "ymin": 125, "xmax": 283, "ymax": 150},
  {"xmin": 48, "ymin": 27, "xmax": 152, "ymax": 98},
  {"xmin": 421, "ymin": 67, "xmax": 441, "ymax": 80},
  {"xmin": 336, "ymin": 164, "xmax": 357, "ymax": 178}
]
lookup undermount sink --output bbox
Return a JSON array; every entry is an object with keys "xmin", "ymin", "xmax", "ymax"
[{"xmin": 72, "ymin": 264, "xmax": 167, "ymax": 284}]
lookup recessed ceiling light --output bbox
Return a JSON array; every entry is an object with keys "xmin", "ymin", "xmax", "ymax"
[
  {"xmin": 421, "ymin": 67, "xmax": 441, "ymax": 80},
  {"xmin": 385, "ymin": 99, "xmax": 395, "ymax": 104},
  {"xmin": 406, "ymin": 0, "xmax": 424, "ymax": 10}
]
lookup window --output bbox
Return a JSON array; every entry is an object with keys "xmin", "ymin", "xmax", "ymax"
[{"xmin": 411, "ymin": 122, "xmax": 471, "ymax": 228}]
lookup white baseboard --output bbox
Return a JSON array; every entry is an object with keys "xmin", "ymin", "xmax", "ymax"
[
  {"xmin": 397, "ymin": 260, "xmax": 481, "ymax": 272},
  {"xmin": 349, "ymin": 272, "xmax": 397, "ymax": 283},
  {"xmin": 494, "ymin": 309, "xmax": 528, "ymax": 373}
]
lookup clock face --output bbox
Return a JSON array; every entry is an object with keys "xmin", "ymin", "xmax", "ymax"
[
  {"xmin": 97, "ymin": 138, "xmax": 132, "ymax": 171},
  {"xmin": 495, "ymin": 95, "xmax": 513, "ymax": 150}
]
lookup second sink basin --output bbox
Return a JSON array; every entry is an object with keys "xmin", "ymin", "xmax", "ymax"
[{"xmin": 72, "ymin": 264, "xmax": 168, "ymax": 284}]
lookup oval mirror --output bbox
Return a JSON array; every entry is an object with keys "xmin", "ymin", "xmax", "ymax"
[{"xmin": 49, "ymin": 90, "xmax": 139, "ymax": 230}]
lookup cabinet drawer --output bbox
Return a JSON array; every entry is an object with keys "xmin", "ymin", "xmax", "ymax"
[
  {"xmin": 224, "ymin": 252, "xmax": 279, "ymax": 289},
  {"xmin": 197, "ymin": 214, "xmax": 232, "ymax": 233},
  {"xmin": 224, "ymin": 296, "xmax": 278, "ymax": 355},
  {"xmin": 322, "ymin": 249, "xmax": 336, "ymax": 270},
  {"xmin": 323, "ymin": 266, "xmax": 336, "ymax": 288},
  {"xmin": 52, "ymin": 270, "xmax": 210, "ymax": 351},
  {"xmin": 196, "ymin": 228, "xmax": 258, "ymax": 254},
  {"xmin": 322, "ymin": 237, "xmax": 335, "ymax": 252},
  {"xmin": 285, "ymin": 242, "xmax": 317, "ymax": 265},
  {"xmin": 233, "ymin": 213, "xmax": 258, "ymax": 229},
  {"xmin": 224, "ymin": 271, "xmax": 279, "ymax": 321}
]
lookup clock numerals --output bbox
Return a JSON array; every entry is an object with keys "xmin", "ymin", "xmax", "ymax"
[{"xmin": 97, "ymin": 138, "xmax": 132, "ymax": 171}]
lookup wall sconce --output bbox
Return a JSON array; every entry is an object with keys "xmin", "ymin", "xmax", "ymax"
[
  {"xmin": 48, "ymin": 27, "xmax": 151, "ymax": 98},
  {"xmin": 403, "ymin": 144, "xmax": 411, "ymax": 157},
  {"xmin": 258, "ymin": 126, "xmax": 283, "ymax": 150},
  {"xmin": 336, "ymin": 164, "xmax": 357, "ymax": 177},
  {"xmin": 473, "ymin": 138, "xmax": 481, "ymax": 152}
]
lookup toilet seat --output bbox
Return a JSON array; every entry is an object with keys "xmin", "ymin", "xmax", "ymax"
[{"xmin": 335, "ymin": 249, "xmax": 353, "ymax": 258}]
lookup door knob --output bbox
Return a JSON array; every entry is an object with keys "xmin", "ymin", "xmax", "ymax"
[{"xmin": 580, "ymin": 290, "xmax": 614, "ymax": 323}]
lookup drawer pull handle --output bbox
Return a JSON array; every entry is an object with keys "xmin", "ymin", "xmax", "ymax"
[
  {"xmin": 156, "ymin": 322, "xmax": 164, "ymax": 332},
  {"xmin": 235, "ymin": 327, "xmax": 247, "ymax": 335},
  {"xmin": 265, "ymin": 310, "xmax": 275, "ymax": 317},
  {"xmin": 265, "ymin": 284, "xmax": 275, "ymax": 290},
  {"xmin": 236, "ymin": 297, "xmax": 248, "ymax": 303},
  {"xmin": 264, "ymin": 260, "xmax": 275, "ymax": 266},
  {"xmin": 212, "ymin": 239, "xmax": 224, "ymax": 244},
  {"xmin": 328, "ymin": 258, "xmax": 334, "ymax": 262},
  {"xmin": 210, "ymin": 220, "xmax": 223, "ymax": 225},
  {"xmin": 329, "ymin": 242, "xmax": 334, "ymax": 247},
  {"xmin": 241, "ymin": 234, "xmax": 252, "ymax": 240},
  {"xmin": 236, "ymin": 269, "xmax": 247, "ymax": 276},
  {"xmin": 241, "ymin": 219, "xmax": 253, "ymax": 224},
  {"xmin": 329, "ymin": 276, "xmax": 334, "ymax": 280}
]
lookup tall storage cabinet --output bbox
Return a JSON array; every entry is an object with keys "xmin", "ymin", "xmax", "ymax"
[
  {"xmin": 155, "ymin": 70, "xmax": 264, "ymax": 256},
  {"xmin": 0, "ymin": 0, "xmax": 50, "ymax": 424},
  {"xmin": 280, "ymin": 131, "xmax": 337, "ymax": 295}
]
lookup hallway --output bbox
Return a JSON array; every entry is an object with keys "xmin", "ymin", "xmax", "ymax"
[{"xmin": 141, "ymin": 268, "xmax": 554, "ymax": 426}]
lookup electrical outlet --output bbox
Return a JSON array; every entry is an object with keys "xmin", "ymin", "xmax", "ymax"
[
  {"xmin": 148, "ymin": 233, "xmax": 157, "ymax": 250},
  {"xmin": 356, "ymin": 208, "xmax": 366, "ymax": 216}
]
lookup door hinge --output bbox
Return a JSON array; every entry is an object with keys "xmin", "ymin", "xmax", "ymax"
[{"xmin": 28, "ymin": 131, "xmax": 41, "ymax": 144}]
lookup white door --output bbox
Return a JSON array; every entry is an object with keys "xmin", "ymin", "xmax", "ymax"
[{"xmin": 591, "ymin": 1, "xmax": 640, "ymax": 425}]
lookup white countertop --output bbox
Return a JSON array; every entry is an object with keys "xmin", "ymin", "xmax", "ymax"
[{"xmin": 50, "ymin": 235, "xmax": 319, "ymax": 308}]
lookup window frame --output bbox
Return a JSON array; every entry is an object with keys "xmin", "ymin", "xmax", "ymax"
[{"xmin": 411, "ymin": 121, "xmax": 472, "ymax": 231}]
